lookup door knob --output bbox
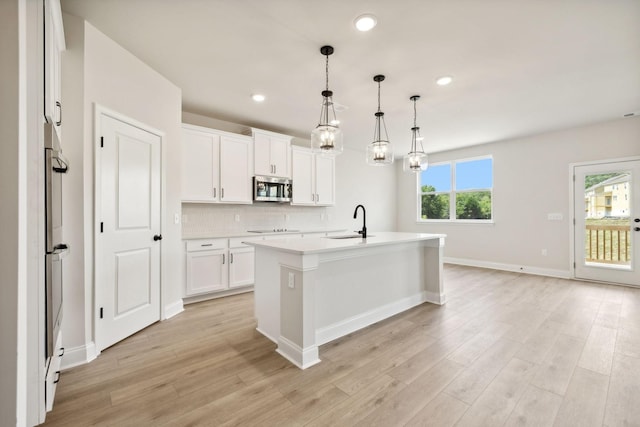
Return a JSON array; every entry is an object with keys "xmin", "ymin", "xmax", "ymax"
[{"xmin": 153, "ymin": 234, "xmax": 163, "ymax": 241}]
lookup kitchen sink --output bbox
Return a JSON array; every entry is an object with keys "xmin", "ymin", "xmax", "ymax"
[{"xmin": 325, "ymin": 235, "xmax": 375, "ymax": 239}]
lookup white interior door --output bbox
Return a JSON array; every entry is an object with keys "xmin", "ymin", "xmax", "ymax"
[
  {"xmin": 97, "ymin": 114, "xmax": 162, "ymax": 351},
  {"xmin": 574, "ymin": 159, "xmax": 640, "ymax": 286}
]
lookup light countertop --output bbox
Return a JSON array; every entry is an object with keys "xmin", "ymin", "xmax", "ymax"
[
  {"xmin": 244, "ymin": 231, "xmax": 446, "ymax": 255},
  {"xmin": 182, "ymin": 229, "xmax": 347, "ymax": 240}
]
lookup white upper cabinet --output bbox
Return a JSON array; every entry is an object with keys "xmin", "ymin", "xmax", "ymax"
[
  {"xmin": 44, "ymin": 0, "xmax": 65, "ymax": 141},
  {"xmin": 181, "ymin": 124, "xmax": 253, "ymax": 204},
  {"xmin": 252, "ymin": 128, "xmax": 292, "ymax": 178},
  {"xmin": 291, "ymin": 146, "xmax": 335, "ymax": 206}
]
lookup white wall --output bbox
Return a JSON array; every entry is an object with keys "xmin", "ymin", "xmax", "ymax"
[
  {"xmin": 1, "ymin": 1, "xmax": 21, "ymax": 424},
  {"xmin": 181, "ymin": 112, "xmax": 397, "ymax": 236},
  {"xmin": 61, "ymin": 15, "xmax": 183, "ymax": 366},
  {"xmin": 396, "ymin": 117, "xmax": 640, "ymax": 276}
]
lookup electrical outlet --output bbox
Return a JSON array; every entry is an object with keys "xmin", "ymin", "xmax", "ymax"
[
  {"xmin": 288, "ymin": 272, "xmax": 295, "ymax": 289},
  {"xmin": 285, "ymin": 214, "xmax": 290, "ymax": 221},
  {"xmin": 547, "ymin": 213, "xmax": 563, "ymax": 221},
  {"xmin": 541, "ymin": 249, "xmax": 547, "ymax": 256},
  {"xmin": 234, "ymin": 214, "xmax": 240, "ymax": 222},
  {"xmin": 320, "ymin": 213, "xmax": 325, "ymax": 221}
]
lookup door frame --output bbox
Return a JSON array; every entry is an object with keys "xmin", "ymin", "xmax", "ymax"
[
  {"xmin": 93, "ymin": 104, "xmax": 166, "ymax": 354},
  {"xmin": 569, "ymin": 155, "xmax": 640, "ymax": 285}
]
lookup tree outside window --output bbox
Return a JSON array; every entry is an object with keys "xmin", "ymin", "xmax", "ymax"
[{"xmin": 418, "ymin": 157, "xmax": 493, "ymax": 222}]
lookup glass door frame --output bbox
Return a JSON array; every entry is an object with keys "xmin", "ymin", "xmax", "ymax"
[{"xmin": 571, "ymin": 156, "xmax": 640, "ymax": 286}]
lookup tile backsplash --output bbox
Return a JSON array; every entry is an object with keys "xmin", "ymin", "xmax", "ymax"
[{"xmin": 181, "ymin": 203, "xmax": 339, "ymax": 238}]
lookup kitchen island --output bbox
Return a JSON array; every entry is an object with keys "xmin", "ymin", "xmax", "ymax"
[{"xmin": 246, "ymin": 232, "xmax": 446, "ymax": 369}]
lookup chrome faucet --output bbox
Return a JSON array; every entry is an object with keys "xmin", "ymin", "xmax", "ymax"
[{"xmin": 353, "ymin": 204, "xmax": 367, "ymax": 239}]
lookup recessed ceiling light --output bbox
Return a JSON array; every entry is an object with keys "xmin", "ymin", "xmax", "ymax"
[
  {"xmin": 251, "ymin": 94, "xmax": 265, "ymax": 102},
  {"xmin": 436, "ymin": 76, "xmax": 453, "ymax": 86},
  {"xmin": 354, "ymin": 14, "xmax": 377, "ymax": 32}
]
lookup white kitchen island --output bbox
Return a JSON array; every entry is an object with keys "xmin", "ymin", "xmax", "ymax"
[{"xmin": 246, "ymin": 232, "xmax": 446, "ymax": 369}]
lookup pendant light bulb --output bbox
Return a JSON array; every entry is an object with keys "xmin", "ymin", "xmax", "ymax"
[
  {"xmin": 366, "ymin": 75, "xmax": 393, "ymax": 166},
  {"xmin": 403, "ymin": 95, "xmax": 428, "ymax": 172},
  {"xmin": 311, "ymin": 46, "xmax": 343, "ymax": 155}
]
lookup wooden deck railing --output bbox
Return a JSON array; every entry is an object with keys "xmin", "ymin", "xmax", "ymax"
[{"xmin": 585, "ymin": 225, "xmax": 631, "ymax": 264}]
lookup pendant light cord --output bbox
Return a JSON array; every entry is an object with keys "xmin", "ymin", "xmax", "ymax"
[{"xmin": 325, "ymin": 54, "xmax": 329, "ymax": 92}]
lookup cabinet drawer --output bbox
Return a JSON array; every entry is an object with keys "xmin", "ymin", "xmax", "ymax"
[
  {"xmin": 186, "ymin": 239, "xmax": 226, "ymax": 252},
  {"xmin": 229, "ymin": 236, "xmax": 261, "ymax": 248}
]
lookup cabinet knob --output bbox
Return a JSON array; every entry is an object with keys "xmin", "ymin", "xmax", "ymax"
[{"xmin": 153, "ymin": 234, "xmax": 163, "ymax": 241}]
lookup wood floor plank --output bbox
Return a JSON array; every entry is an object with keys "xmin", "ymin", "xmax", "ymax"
[
  {"xmin": 603, "ymin": 352, "xmax": 640, "ymax": 426},
  {"xmin": 354, "ymin": 358, "xmax": 465, "ymax": 427},
  {"xmin": 404, "ymin": 392, "xmax": 469, "ymax": 427},
  {"xmin": 41, "ymin": 266, "xmax": 640, "ymax": 427},
  {"xmin": 530, "ymin": 333, "xmax": 585, "ymax": 396},
  {"xmin": 443, "ymin": 337, "xmax": 522, "ymax": 404},
  {"xmin": 454, "ymin": 357, "xmax": 537, "ymax": 426},
  {"xmin": 504, "ymin": 384, "xmax": 563, "ymax": 427},
  {"xmin": 552, "ymin": 367, "xmax": 609, "ymax": 427},
  {"xmin": 577, "ymin": 324, "xmax": 617, "ymax": 375}
]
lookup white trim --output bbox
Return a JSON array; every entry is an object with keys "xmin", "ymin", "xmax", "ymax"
[
  {"xmin": 444, "ymin": 257, "xmax": 571, "ymax": 279},
  {"xmin": 256, "ymin": 327, "xmax": 278, "ymax": 344},
  {"xmin": 315, "ymin": 291, "xmax": 428, "ymax": 345},
  {"xmin": 569, "ymin": 155, "xmax": 640, "ymax": 281},
  {"xmin": 163, "ymin": 299, "xmax": 184, "ymax": 320},
  {"xmin": 276, "ymin": 336, "xmax": 321, "ymax": 370},
  {"xmin": 60, "ymin": 341, "xmax": 97, "ymax": 370},
  {"xmin": 93, "ymin": 104, "xmax": 165, "ymax": 353}
]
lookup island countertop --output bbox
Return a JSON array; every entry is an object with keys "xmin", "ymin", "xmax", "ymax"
[{"xmin": 244, "ymin": 231, "xmax": 446, "ymax": 255}]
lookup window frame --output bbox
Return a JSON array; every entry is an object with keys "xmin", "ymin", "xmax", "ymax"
[{"xmin": 416, "ymin": 155, "xmax": 494, "ymax": 224}]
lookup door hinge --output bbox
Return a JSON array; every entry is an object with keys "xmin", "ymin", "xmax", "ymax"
[
  {"xmin": 99, "ymin": 307, "xmax": 104, "ymax": 319},
  {"xmin": 100, "ymin": 136, "xmax": 104, "ymax": 148},
  {"xmin": 573, "ymin": 262, "xmax": 576, "ymax": 269},
  {"xmin": 100, "ymin": 222, "xmax": 104, "ymax": 233}
]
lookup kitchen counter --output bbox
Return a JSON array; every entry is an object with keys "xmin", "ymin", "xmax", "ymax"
[
  {"xmin": 182, "ymin": 228, "xmax": 347, "ymax": 240},
  {"xmin": 246, "ymin": 231, "xmax": 446, "ymax": 369}
]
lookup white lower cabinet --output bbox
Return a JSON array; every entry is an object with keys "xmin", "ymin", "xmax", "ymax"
[
  {"xmin": 185, "ymin": 238, "xmax": 257, "ymax": 297},
  {"xmin": 45, "ymin": 332, "xmax": 63, "ymax": 412}
]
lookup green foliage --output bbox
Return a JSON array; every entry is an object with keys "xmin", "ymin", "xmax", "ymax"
[
  {"xmin": 584, "ymin": 173, "xmax": 619, "ymax": 189},
  {"xmin": 421, "ymin": 185, "xmax": 449, "ymax": 219},
  {"xmin": 456, "ymin": 192, "xmax": 492, "ymax": 219}
]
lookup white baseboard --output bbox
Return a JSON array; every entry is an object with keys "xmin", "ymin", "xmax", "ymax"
[
  {"xmin": 164, "ymin": 299, "xmax": 184, "ymax": 319},
  {"xmin": 61, "ymin": 341, "xmax": 97, "ymax": 370},
  {"xmin": 315, "ymin": 292, "xmax": 427, "ymax": 346},
  {"xmin": 444, "ymin": 257, "xmax": 571, "ymax": 279},
  {"xmin": 276, "ymin": 336, "xmax": 321, "ymax": 370}
]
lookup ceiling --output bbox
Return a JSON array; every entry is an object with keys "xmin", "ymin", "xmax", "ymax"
[{"xmin": 60, "ymin": 0, "xmax": 640, "ymax": 155}]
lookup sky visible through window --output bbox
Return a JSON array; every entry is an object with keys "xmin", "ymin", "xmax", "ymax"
[{"xmin": 421, "ymin": 158, "xmax": 492, "ymax": 191}]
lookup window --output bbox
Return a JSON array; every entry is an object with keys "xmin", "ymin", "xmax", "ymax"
[{"xmin": 418, "ymin": 156, "xmax": 493, "ymax": 222}]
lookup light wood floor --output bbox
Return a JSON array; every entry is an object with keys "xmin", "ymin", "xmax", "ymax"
[{"xmin": 43, "ymin": 265, "xmax": 640, "ymax": 426}]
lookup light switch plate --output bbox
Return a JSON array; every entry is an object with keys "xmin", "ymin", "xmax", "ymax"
[{"xmin": 547, "ymin": 213, "xmax": 563, "ymax": 221}]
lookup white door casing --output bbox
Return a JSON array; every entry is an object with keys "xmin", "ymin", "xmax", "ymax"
[
  {"xmin": 573, "ymin": 158, "xmax": 640, "ymax": 286},
  {"xmin": 96, "ymin": 112, "xmax": 162, "ymax": 351}
]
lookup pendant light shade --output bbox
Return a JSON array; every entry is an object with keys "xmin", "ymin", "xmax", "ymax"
[
  {"xmin": 311, "ymin": 46, "xmax": 343, "ymax": 155},
  {"xmin": 403, "ymin": 95, "xmax": 428, "ymax": 172},
  {"xmin": 366, "ymin": 75, "xmax": 393, "ymax": 166}
]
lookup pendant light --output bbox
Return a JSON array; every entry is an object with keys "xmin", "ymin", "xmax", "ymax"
[
  {"xmin": 403, "ymin": 95, "xmax": 428, "ymax": 172},
  {"xmin": 366, "ymin": 75, "xmax": 394, "ymax": 166},
  {"xmin": 311, "ymin": 45, "xmax": 343, "ymax": 155}
]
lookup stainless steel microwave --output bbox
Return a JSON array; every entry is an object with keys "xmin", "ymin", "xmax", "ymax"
[{"xmin": 253, "ymin": 176, "xmax": 292, "ymax": 202}]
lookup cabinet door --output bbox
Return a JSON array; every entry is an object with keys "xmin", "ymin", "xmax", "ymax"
[
  {"xmin": 229, "ymin": 247, "xmax": 255, "ymax": 288},
  {"xmin": 185, "ymin": 250, "xmax": 228, "ymax": 295},
  {"xmin": 44, "ymin": 0, "xmax": 65, "ymax": 141},
  {"xmin": 291, "ymin": 148, "xmax": 315, "ymax": 205},
  {"xmin": 220, "ymin": 136, "xmax": 252, "ymax": 203},
  {"xmin": 315, "ymin": 155, "xmax": 335, "ymax": 206},
  {"xmin": 181, "ymin": 129, "xmax": 219, "ymax": 202},
  {"xmin": 253, "ymin": 132, "xmax": 272, "ymax": 176},
  {"xmin": 270, "ymin": 137, "xmax": 291, "ymax": 178}
]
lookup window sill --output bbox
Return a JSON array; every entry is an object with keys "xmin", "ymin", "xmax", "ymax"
[{"xmin": 415, "ymin": 220, "xmax": 495, "ymax": 226}]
